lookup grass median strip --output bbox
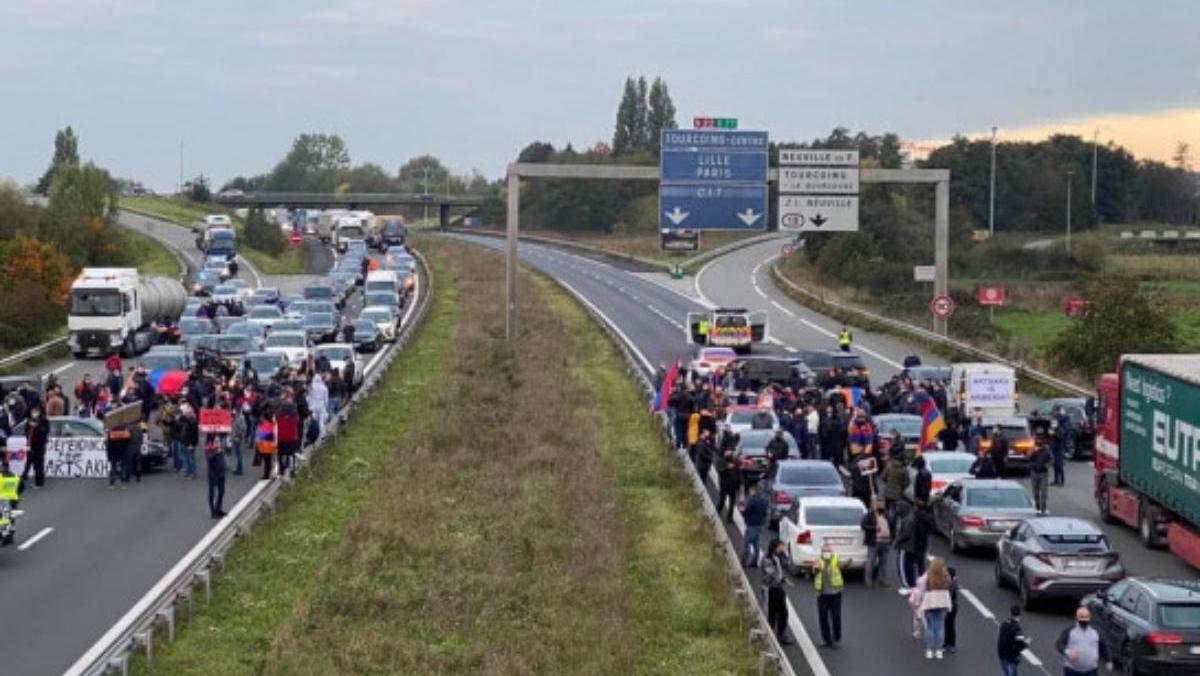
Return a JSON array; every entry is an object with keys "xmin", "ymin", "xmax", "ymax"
[
  {"xmin": 135, "ymin": 237, "xmax": 754, "ymax": 675},
  {"xmin": 120, "ymin": 226, "xmax": 182, "ymax": 278}
]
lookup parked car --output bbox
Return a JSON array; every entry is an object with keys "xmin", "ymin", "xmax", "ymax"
[
  {"xmin": 263, "ymin": 330, "xmax": 311, "ymax": 370},
  {"xmin": 359, "ymin": 306, "xmax": 398, "ymax": 341},
  {"xmin": 1083, "ymin": 578, "xmax": 1200, "ymax": 675},
  {"xmin": 767, "ymin": 459, "xmax": 846, "ymax": 528},
  {"xmin": 909, "ymin": 451, "xmax": 977, "ymax": 500},
  {"xmin": 932, "ymin": 479, "xmax": 1037, "ymax": 552},
  {"xmin": 242, "ymin": 351, "xmax": 288, "ymax": 381},
  {"xmin": 994, "ymin": 517, "xmax": 1124, "ymax": 610},
  {"xmin": 979, "ymin": 416, "xmax": 1037, "ymax": 471},
  {"xmin": 735, "ymin": 429, "xmax": 797, "ymax": 486},
  {"xmin": 903, "ymin": 365, "xmax": 952, "ymax": 386},
  {"xmin": 779, "ymin": 496, "xmax": 868, "ymax": 575},
  {"xmin": 688, "ymin": 347, "xmax": 738, "ymax": 378},
  {"xmin": 797, "ymin": 350, "xmax": 870, "ymax": 388},
  {"xmin": 314, "ymin": 344, "xmax": 364, "ymax": 389},
  {"xmin": 874, "ymin": 413, "xmax": 923, "ymax": 453},
  {"xmin": 303, "ymin": 312, "xmax": 338, "ymax": 344},
  {"xmin": 246, "ymin": 304, "xmax": 285, "ymax": 331},
  {"xmin": 723, "ymin": 405, "xmax": 779, "ymax": 436},
  {"xmin": 349, "ymin": 318, "xmax": 382, "ymax": 352},
  {"xmin": 303, "ymin": 283, "xmax": 342, "ymax": 310},
  {"xmin": 1027, "ymin": 397, "xmax": 1096, "ymax": 460},
  {"xmin": 138, "ymin": 346, "xmax": 192, "ymax": 372}
]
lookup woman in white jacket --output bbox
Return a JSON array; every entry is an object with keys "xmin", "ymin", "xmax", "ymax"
[{"xmin": 912, "ymin": 557, "xmax": 953, "ymax": 660}]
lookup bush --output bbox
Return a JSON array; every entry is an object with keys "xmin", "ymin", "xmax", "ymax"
[
  {"xmin": 1048, "ymin": 279, "xmax": 1178, "ymax": 379},
  {"xmin": 243, "ymin": 208, "xmax": 285, "ymax": 256},
  {"xmin": 0, "ymin": 279, "xmax": 64, "ymax": 349}
]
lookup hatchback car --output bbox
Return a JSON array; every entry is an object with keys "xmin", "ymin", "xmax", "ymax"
[
  {"xmin": 995, "ymin": 517, "xmax": 1124, "ymax": 609},
  {"xmin": 979, "ymin": 416, "xmax": 1037, "ymax": 470},
  {"xmin": 779, "ymin": 496, "xmax": 868, "ymax": 575},
  {"xmin": 736, "ymin": 429, "xmax": 798, "ymax": 486},
  {"xmin": 932, "ymin": 479, "xmax": 1037, "ymax": 552},
  {"xmin": 1083, "ymin": 578, "xmax": 1200, "ymax": 675},
  {"xmin": 723, "ymin": 406, "xmax": 779, "ymax": 436},
  {"xmin": 688, "ymin": 347, "xmax": 737, "ymax": 378},
  {"xmin": 349, "ymin": 318, "xmax": 382, "ymax": 352},
  {"xmin": 359, "ymin": 306, "xmax": 398, "ymax": 341},
  {"xmin": 767, "ymin": 459, "xmax": 846, "ymax": 528}
]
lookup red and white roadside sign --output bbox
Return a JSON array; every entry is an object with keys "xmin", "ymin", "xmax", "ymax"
[
  {"xmin": 930, "ymin": 294, "xmax": 956, "ymax": 319},
  {"xmin": 781, "ymin": 243, "xmax": 795, "ymax": 257},
  {"xmin": 976, "ymin": 285, "xmax": 1007, "ymax": 307},
  {"xmin": 1064, "ymin": 297, "xmax": 1090, "ymax": 318}
]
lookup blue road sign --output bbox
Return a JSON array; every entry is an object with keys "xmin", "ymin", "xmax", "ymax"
[
  {"xmin": 658, "ymin": 184, "xmax": 768, "ymax": 231},
  {"xmin": 659, "ymin": 129, "xmax": 769, "ymax": 231},
  {"xmin": 661, "ymin": 149, "xmax": 768, "ymax": 182}
]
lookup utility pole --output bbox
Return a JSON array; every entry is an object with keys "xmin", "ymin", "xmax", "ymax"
[
  {"xmin": 423, "ymin": 167, "xmax": 430, "ymax": 226},
  {"xmin": 178, "ymin": 142, "xmax": 184, "ymax": 195},
  {"xmin": 1091, "ymin": 128, "xmax": 1099, "ymax": 208},
  {"xmin": 1066, "ymin": 169, "xmax": 1074, "ymax": 255},
  {"xmin": 989, "ymin": 126, "xmax": 998, "ymax": 237}
]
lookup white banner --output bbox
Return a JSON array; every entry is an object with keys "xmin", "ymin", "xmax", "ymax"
[
  {"xmin": 5, "ymin": 437, "xmax": 27, "ymax": 477},
  {"xmin": 967, "ymin": 373, "xmax": 1015, "ymax": 406},
  {"xmin": 45, "ymin": 437, "xmax": 111, "ymax": 479}
]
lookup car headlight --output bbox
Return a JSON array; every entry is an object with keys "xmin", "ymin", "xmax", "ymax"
[{"xmin": 109, "ymin": 332, "xmax": 124, "ymax": 346}]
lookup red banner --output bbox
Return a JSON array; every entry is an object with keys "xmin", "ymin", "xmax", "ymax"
[
  {"xmin": 199, "ymin": 408, "xmax": 233, "ymax": 434},
  {"xmin": 1064, "ymin": 297, "xmax": 1090, "ymax": 318},
  {"xmin": 976, "ymin": 285, "xmax": 1007, "ymax": 307}
]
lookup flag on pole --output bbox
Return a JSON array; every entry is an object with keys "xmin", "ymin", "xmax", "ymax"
[
  {"xmin": 652, "ymin": 359, "xmax": 680, "ymax": 413},
  {"xmin": 915, "ymin": 390, "xmax": 946, "ymax": 450}
]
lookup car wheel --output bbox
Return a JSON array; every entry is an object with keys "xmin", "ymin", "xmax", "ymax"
[
  {"xmin": 1098, "ymin": 481, "xmax": 1116, "ymax": 524},
  {"xmin": 993, "ymin": 557, "xmax": 1007, "ymax": 588},
  {"xmin": 1019, "ymin": 574, "xmax": 1036, "ymax": 611},
  {"xmin": 1139, "ymin": 504, "xmax": 1163, "ymax": 549}
]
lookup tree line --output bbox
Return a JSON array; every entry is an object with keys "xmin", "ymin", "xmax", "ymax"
[{"xmin": 1, "ymin": 127, "xmax": 132, "ymax": 348}]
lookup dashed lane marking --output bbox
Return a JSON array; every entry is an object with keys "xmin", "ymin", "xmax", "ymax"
[
  {"xmin": 50, "ymin": 362, "xmax": 76, "ymax": 376},
  {"xmin": 19, "ymin": 527, "xmax": 53, "ymax": 551},
  {"xmin": 770, "ymin": 300, "xmax": 796, "ymax": 317}
]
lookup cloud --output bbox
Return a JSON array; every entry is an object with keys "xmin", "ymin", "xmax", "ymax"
[
  {"xmin": 302, "ymin": 0, "xmax": 437, "ymax": 30},
  {"xmin": 0, "ymin": 0, "xmax": 147, "ymax": 27}
]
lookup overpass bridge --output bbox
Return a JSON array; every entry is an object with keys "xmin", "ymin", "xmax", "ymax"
[{"xmin": 216, "ymin": 192, "xmax": 486, "ymax": 228}]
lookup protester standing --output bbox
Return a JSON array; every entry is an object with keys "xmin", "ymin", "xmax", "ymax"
[
  {"xmin": 739, "ymin": 482, "xmax": 768, "ymax": 568},
  {"xmin": 22, "ymin": 406, "xmax": 49, "ymax": 489},
  {"xmin": 761, "ymin": 539, "xmax": 793, "ymax": 645},
  {"xmin": 1055, "ymin": 607, "xmax": 1109, "ymax": 676},
  {"xmin": 256, "ymin": 414, "xmax": 277, "ymax": 480},
  {"xmin": 813, "ymin": 542, "xmax": 843, "ymax": 648},
  {"xmin": 716, "ymin": 446, "xmax": 740, "ymax": 523},
  {"xmin": 1029, "ymin": 436, "xmax": 1052, "ymax": 515},
  {"xmin": 915, "ymin": 557, "xmax": 953, "ymax": 659},
  {"xmin": 861, "ymin": 498, "xmax": 892, "ymax": 587},
  {"xmin": 998, "ymin": 605, "xmax": 1031, "ymax": 676},
  {"xmin": 205, "ymin": 434, "xmax": 227, "ymax": 518}
]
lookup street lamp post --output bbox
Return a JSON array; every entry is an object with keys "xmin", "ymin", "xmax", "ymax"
[
  {"xmin": 989, "ymin": 126, "xmax": 998, "ymax": 237},
  {"xmin": 1066, "ymin": 170, "xmax": 1074, "ymax": 255}
]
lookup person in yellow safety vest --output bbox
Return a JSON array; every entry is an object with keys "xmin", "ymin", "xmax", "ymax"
[
  {"xmin": 0, "ymin": 469, "xmax": 19, "ymax": 545},
  {"xmin": 813, "ymin": 542, "xmax": 844, "ymax": 647},
  {"xmin": 838, "ymin": 327, "xmax": 853, "ymax": 352},
  {"xmin": 698, "ymin": 318, "xmax": 710, "ymax": 344}
]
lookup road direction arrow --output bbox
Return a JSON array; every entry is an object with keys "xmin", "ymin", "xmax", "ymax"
[
  {"xmin": 737, "ymin": 208, "xmax": 762, "ymax": 226},
  {"xmin": 664, "ymin": 207, "xmax": 690, "ymax": 225}
]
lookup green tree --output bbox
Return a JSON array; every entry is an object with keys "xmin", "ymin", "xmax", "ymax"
[
  {"xmin": 1048, "ymin": 280, "xmax": 1178, "ymax": 380},
  {"xmin": 190, "ymin": 174, "xmax": 211, "ymax": 203},
  {"xmin": 243, "ymin": 207, "xmax": 285, "ymax": 256},
  {"xmin": 647, "ymin": 77, "xmax": 678, "ymax": 155},
  {"xmin": 633, "ymin": 76, "xmax": 650, "ymax": 151},
  {"xmin": 45, "ymin": 163, "xmax": 124, "ymax": 266},
  {"xmin": 612, "ymin": 77, "xmax": 639, "ymax": 156},
  {"xmin": 35, "ymin": 126, "xmax": 80, "ymax": 194},
  {"xmin": 397, "ymin": 155, "xmax": 451, "ymax": 194},
  {"xmin": 341, "ymin": 163, "xmax": 396, "ymax": 192},
  {"xmin": 264, "ymin": 133, "xmax": 350, "ymax": 192},
  {"xmin": 517, "ymin": 142, "xmax": 556, "ymax": 163}
]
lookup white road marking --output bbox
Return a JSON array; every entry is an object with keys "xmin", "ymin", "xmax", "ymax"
[
  {"xmin": 239, "ymin": 256, "xmax": 263, "ymax": 288},
  {"xmin": 752, "ymin": 283, "xmax": 767, "ymax": 298},
  {"xmin": 646, "ymin": 305, "xmax": 684, "ymax": 330},
  {"xmin": 558, "ymin": 280, "xmax": 656, "ymax": 375},
  {"xmin": 50, "ymin": 362, "xmax": 76, "ymax": 376},
  {"xmin": 785, "ymin": 346, "xmax": 798, "ymax": 353},
  {"xmin": 19, "ymin": 526, "xmax": 53, "ymax": 551},
  {"xmin": 960, "ymin": 588, "xmax": 994, "ymax": 620},
  {"xmin": 770, "ymin": 300, "xmax": 796, "ymax": 317}
]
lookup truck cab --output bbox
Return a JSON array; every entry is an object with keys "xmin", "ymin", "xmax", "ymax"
[
  {"xmin": 67, "ymin": 268, "xmax": 186, "ymax": 359},
  {"xmin": 197, "ymin": 226, "xmax": 237, "ymax": 260},
  {"xmin": 333, "ymin": 219, "xmax": 367, "ymax": 254}
]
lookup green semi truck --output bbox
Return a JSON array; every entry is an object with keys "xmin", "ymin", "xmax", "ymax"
[{"xmin": 1094, "ymin": 354, "xmax": 1200, "ymax": 569}]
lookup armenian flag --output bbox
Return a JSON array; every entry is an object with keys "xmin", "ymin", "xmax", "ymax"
[
  {"xmin": 652, "ymin": 359, "xmax": 680, "ymax": 413},
  {"xmin": 915, "ymin": 390, "xmax": 946, "ymax": 450}
]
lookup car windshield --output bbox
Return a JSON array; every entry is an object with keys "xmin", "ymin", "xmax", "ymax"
[
  {"xmin": 305, "ymin": 313, "xmax": 333, "ymax": 327},
  {"xmin": 361, "ymin": 310, "xmax": 390, "ymax": 323},
  {"xmin": 228, "ymin": 323, "xmax": 261, "ymax": 337},
  {"xmin": 365, "ymin": 294, "xmax": 394, "ymax": 305},
  {"xmin": 140, "ymin": 354, "xmax": 185, "ymax": 371},
  {"xmin": 248, "ymin": 355, "xmax": 283, "ymax": 372},
  {"xmin": 304, "ymin": 287, "xmax": 333, "ymax": 300},
  {"xmin": 252, "ymin": 288, "xmax": 278, "ymax": 298},
  {"xmin": 878, "ymin": 417, "xmax": 921, "ymax": 438},
  {"xmin": 250, "ymin": 306, "xmax": 282, "ymax": 319},
  {"xmin": 319, "ymin": 347, "xmax": 353, "ymax": 361},
  {"xmin": 213, "ymin": 284, "xmax": 237, "ymax": 295},
  {"xmin": 996, "ymin": 425, "xmax": 1030, "ymax": 441},
  {"xmin": 215, "ymin": 336, "xmax": 253, "ymax": 353},
  {"xmin": 964, "ymin": 487, "xmax": 1032, "ymax": 509},
  {"xmin": 179, "ymin": 319, "xmax": 211, "ymax": 334},
  {"xmin": 927, "ymin": 456, "xmax": 976, "ymax": 474},
  {"xmin": 71, "ymin": 290, "xmax": 122, "ymax": 316},
  {"xmin": 352, "ymin": 320, "xmax": 376, "ymax": 333},
  {"xmin": 716, "ymin": 315, "xmax": 747, "ymax": 328},
  {"xmin": 1159, "ymin": 604, "xmax": 1200, "ymax": 630},
  {"xmin": 266, "ymin": 334, "xmax": 306, "ymax": 348},
  {"xmin": 309, "ymin": 302, "xmax": 335, "ymax": 315},
  {"xmin": 339, "ymin": 226, "xmax": 365, "ymax": 238},
  {"xmin": 804, "ymin": 506, "xmax": 863, "ymax": 527},
  {"xmin": 779, "ymin": 466, "xmax": 841, "ymax": 486},
  {"xmin": 1037, "ymin": 532, "xmax": 1110, "ymax": 555},
  {"xmin": 729, "ymin": 410, "xmax": 768, "ymax": 424}
]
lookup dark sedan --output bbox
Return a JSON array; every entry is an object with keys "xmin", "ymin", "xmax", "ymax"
[
  {"xmin": 1028, "ymin": 397, "xmax": 1096, "ymax": 460},
  {"xmin": 1084, "ymin": 578, "xmax": 1200, "ymax": 675}
]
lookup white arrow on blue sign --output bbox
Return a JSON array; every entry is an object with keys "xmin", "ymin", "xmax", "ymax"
[{"xmin": 659, "ymin": 184, "xmax": 768, "ymax": 231}]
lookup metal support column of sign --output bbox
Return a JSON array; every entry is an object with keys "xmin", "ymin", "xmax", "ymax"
[
  {"xmin": 934, "ymin": 179, "xmax": 950, "ymax": 336},
  {"xmin": 506, "ymin": 167, "xmax": 519, "ymax": 342}
]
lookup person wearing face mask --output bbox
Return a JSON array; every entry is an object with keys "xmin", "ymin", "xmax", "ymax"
[
  {"xmin": 812, "ymin": 542, "xmax": 843, "ymax": 648},
  {"xmin": 1055, "ymin": 606, "xmax": 1110, "ymax": 676},
  {"xmin": 761, "ymin": 539, "xmax": 793, "ymax": 645},
  {"xmin": 861, "ymin": 498, "xmax": 892, "ymax": 587},
  {"xmin": 22, "ymin": 406, "xmax": 49, "ymax": 489}
]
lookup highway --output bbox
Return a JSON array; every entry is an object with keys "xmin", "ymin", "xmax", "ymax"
[
  {"xmin": 0, "ymin": 213, "xmax": 335, "ymax": 676},
  {"xmin": 452, "ymin": 233, "xmax": 1198, "ymax": 676}
]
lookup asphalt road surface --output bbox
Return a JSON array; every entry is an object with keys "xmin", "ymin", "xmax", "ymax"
[
  {"xmin": 452, "ymin": 232, "xmax": 1198, "ymax": 676},
  {"xmin": 0, "ymin": 213, "xmax": 337, "ymax": 676}
]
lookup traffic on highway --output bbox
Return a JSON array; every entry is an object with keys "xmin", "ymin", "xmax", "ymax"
[
  {"xmin": 453, "ymin": 233, "xmax": 1200, "ymax": 676},
  {"xmin": 0, "ymin": 210, "xmax": 419, "ymax": 676}
]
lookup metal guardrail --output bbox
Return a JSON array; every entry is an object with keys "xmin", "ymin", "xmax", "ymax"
[
  {"xmin": 0, "ymin": 338, "xmax": 68, "ymax": 371},
  {"xmin": 63, "ymin": 250, "xmax": 433, "ymax": 676},
  {"xmin": 552, "ymin": 280, "xmax": 796, "ymax": 676},
  {"xmin": 770, "ymin": 262, "xmax": 1090, "ymax": 397}
]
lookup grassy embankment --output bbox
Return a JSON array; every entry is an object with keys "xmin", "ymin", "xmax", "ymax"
[
  {"xmin": 120, "ymin": 196, "xmax": 306, "ymax": 275},
  {"xmin": 132, "ymin": 237, "xmax": 754, "ymax": 676}
]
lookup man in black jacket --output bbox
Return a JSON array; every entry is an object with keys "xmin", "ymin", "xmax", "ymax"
[
  {"xmin": 716, "ymin": 446, "xmax": 740, "ymax": 523},
  {"xmin": 669, "ymin": 386, "xmax": 694, "ymax": 451},
  {"xmin": 912, "ymin": 455, "xmax": 932, "ymax": 505},
  {"xmin": 997, "ymin": 605, "xmax": 1030, "ymax": 676},
  {"xmin": 1029, "ymin": 436, "xmax": 1052, "ymax": 515}
]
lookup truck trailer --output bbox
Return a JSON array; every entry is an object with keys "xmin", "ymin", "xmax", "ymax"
[
  {"xmin": 67, "ymin": 268, "xmax": 187, "ymax": 358},
  {"xmin": 1094, "ymin": 354, "xmax": 1200, "ymax": 569}
]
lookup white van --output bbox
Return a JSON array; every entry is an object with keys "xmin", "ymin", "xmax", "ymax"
[
  {"xmin": 947, "ymin": 362, "xmax": 1018, "ymax": 422},
  {"xmin": 365, "ymin": 270, "xmax": 400, "ymax": 296}
]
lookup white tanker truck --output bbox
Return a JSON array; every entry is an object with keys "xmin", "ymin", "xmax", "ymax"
[{"xmin": 67, "ymin": 268, "xmax": 187, "ymax": 358}]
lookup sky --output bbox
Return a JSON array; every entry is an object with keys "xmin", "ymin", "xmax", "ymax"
[{"xmin": 1, "ymin": 0, "xmax": 1197, "ymax": 191}]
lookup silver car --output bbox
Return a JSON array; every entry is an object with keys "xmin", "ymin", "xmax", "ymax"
[
  {"xmin": 767, "ymin": 459, "xmax": 846, "ymax": 528},
  {"xmin": 994, "ymin": 517, "xmax": 1125, "ymax": 610},
  {"xmin": 932, "ymin": 479, "xmax": 1037, "ymax": 552}
]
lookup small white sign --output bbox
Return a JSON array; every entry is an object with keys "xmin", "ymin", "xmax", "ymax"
[
  {"xmin": 967, "ymin": 374, "xmax": 1015, "ymax": 406},
  {"xmin": 45, "ymin": 437, "xmax": 111, "ymax": 479},
  {"xmin": 779, "ymin": 149, "xmax": 860, "ymax": 167},
  {"xmin": 913, "ymin": 265, "xmax": 936, "ymax": 282},
  {"xmin": 778, "ymin": 195, "xmax": 859, "ymax": 232},
  {"xmin": 779, "ymin": 167, "xmax": 860, "ymax": 194}
]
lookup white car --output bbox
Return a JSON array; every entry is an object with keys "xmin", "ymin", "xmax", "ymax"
[
  {"xmin": 917, "ymin": 451, "xmax": 978, "ymax": 500},
  {"xmin": 263, "ymin": 330, "xmax": 311, "ymax": 370},
  {"xmin": 226, "ymin": 278, "xmax": 253, "ymax": 299},
  {"xmin": 778, "ymin": 496, "xmax": 868, "ymax": 575},
  {"xmin": 246, "ymin": 304, "xmax": 284, "ymax": 330},
  {"xmin": 211, "ymin": 283, "xmax": 241, "ymax": 305},
  {"xmin": 687, "ymin": 346, "xmax": 737, "ymax": 378},
  {"xmin": 314, "ymin": 343, "xmax": 364, "ymax": 389},
  {"xmin": 722, "ymin": 405, "xmax": 779, "ymax": 436},
  {"xmin": 360, "ymin": 305, "xmax": 398, "ymax": 341}
]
